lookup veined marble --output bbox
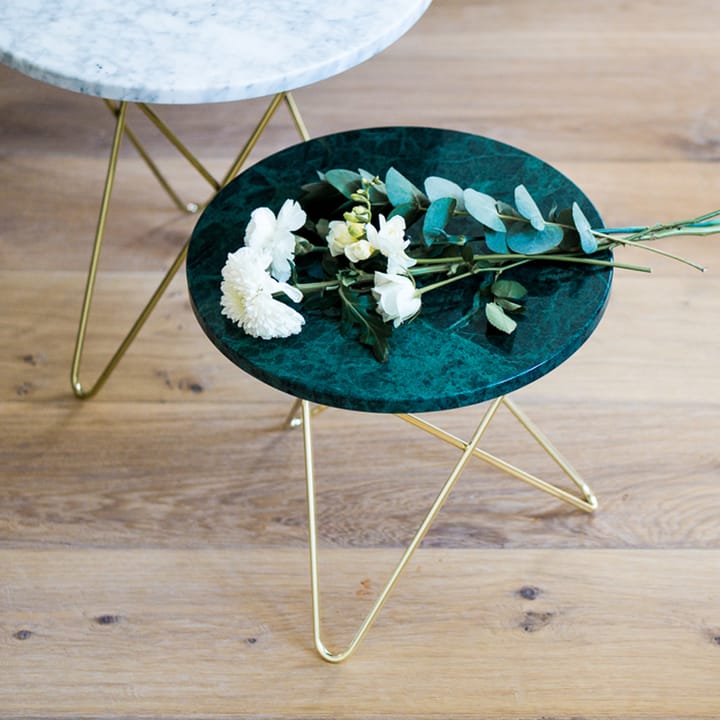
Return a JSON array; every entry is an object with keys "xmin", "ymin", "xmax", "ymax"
[{"xmin": 0, "ymin": 0, "xmax": 431, "ymax": 104}]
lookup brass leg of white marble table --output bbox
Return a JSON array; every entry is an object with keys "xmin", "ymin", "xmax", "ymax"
[
  {"xmin": 70, "ymin": 92, "xmax": 309, "ymax": 399},
  {"xmin": 296, "ymin": 396, "xmax": 597, "ymax": 662}
]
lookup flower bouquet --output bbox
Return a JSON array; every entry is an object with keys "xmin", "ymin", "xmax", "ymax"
[{"xmin": 220, "ymin": 166, "xmax": 710, "ymax": 362}]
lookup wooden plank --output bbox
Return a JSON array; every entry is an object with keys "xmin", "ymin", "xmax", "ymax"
[
  {"xmin": 1, "ymin": 392, "xmax": 718, "ymax": 550},
  {"xmin": 2, "ymin": 0, "xmax": 720, "ymax": 716},
  {"xmin": 1, "ymin": 549, "xmax": 719, "ymax": 718}
]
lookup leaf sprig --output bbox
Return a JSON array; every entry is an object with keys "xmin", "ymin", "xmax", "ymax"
[{"xmin": 269, "ymin": 167, "xmax": 712, "ymax": 360}]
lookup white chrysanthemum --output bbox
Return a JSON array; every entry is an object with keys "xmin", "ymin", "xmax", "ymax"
[
  {"xmin": 365, "ymin": 214, "xmax": 416, "ymax": 274},
  {"xmin": 244, "ymin": 199, "xmax": 306, "ymax": 282},
  {"xmin": 220, "ymin": 247, "xmax": 305, "ymax": 340},
  {"xmin": 372, "ymin": 271, "xmax": 421, "ymax": 327}
]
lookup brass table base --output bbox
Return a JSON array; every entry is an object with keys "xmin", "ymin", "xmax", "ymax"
[
  {"xmin": 71, "ymin": 93, "xmax": 309, "ymax": 398},
  {"xmin": 289, "ymin": 397, "xmax": 596, "ymax": 662}
]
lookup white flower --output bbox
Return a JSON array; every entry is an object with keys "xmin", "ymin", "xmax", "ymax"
[
  {"xmin": 326, "ymin": 220, "xmax": 354, "ymax": 257},
  {"xmin": 372, "ymin": 271, "xmax": 422, "ymax": 327},
  {"xmin": 244, "ymin": 199, "xmax": 306, "ymax": 282},
  {"xmin": 344, "ymin": 239, "xmax": 373, "ymax": 263},
  {"xmin": 326, "ymin": 220, "xmax": 376, "ymax": 264},
  {"xmin": 220, "ymin": 246, "xmax": 305, "ymax": 340},
  {"xmin": 366, "ymin": 214, "xmax": 416, "ymax": 274}
]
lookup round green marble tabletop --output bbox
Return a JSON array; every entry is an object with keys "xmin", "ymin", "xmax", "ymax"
[{"xmin": 187, "ymin": 127, "xmax": 611, "ymax": 414}]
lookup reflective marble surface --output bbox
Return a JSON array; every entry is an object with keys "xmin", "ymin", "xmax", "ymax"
[
  {"xmin": 0, "ymin": 0, "xmax": 431, "ymax": 103},
  {"xmin": 187, "ymin": 127, "xmax": 612, "ymax": 414}
]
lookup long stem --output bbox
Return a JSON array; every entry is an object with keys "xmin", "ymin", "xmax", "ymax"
[
  {"xmin": 593, "ymin": 232, "xmax": 706, "ymax": 271},
  {"xmin": 415, "ymin": 270, "xmax": 476, "ymax": 295}
]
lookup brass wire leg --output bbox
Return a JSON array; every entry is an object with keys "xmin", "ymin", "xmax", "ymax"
[
  {"xmin": 298, "ymin": 396, "xmax": 597, "ymax": 662},
  {"xmin": 71, "ymin": 92, "xmax": 309, "ymax": 399}
]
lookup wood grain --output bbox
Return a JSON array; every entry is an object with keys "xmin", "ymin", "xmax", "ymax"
[
  {"xmin": 1, "ymin": 0, "xmax": 719, "ymax": 717},
  {"xmin": 2, "ymin": 549, "xmax": 719, "ymax": 718}
]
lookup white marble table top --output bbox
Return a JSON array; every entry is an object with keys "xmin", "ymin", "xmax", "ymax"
[{"xmin": 0, "ymin": 0, "xmax": 430, "ymax": 104}]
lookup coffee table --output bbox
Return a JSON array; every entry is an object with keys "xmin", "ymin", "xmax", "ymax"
[
  {"xmin": 0, "ymin": 0, "xmax": 431, "ymax": 397},
  {"xmin": 187, "ymin": 126, "xmax": 612, "ymax": 662}
]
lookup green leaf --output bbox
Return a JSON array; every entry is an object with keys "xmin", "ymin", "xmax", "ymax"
[
  {"xmin": 388, "ymin": 201, "xmax": 422, "ymax": 227},
  {"xmin": 324, "ymin": 169, "xmax": 363, "ymax": 199},
  {"xmin": 422, "ymin": 197, "xmax": 456, "ymax": 245},
  {"xmin": 514, "ymin": 184, "xmax": 546, "ymax": 231},
  {"xmin": 485, "ymin": 301, "xmax": 517, "ymax": 334},
  {"xmin": 572, "ymin": 202, "xmax": 599, "ymax": 253},
  {"xmin": 385, "ymin": 167, "xmax": 427, "ymax": 207},
  {"xmin": 495, "ymin": 297, "xmax": 524, "ymax": 312},
  {"xmin": 338, "ymin": 284, "xmax": 392, "ymax": 362},
  {"xmin": 506, "ymin": 222, "xmax": 564, "ymax": 254},
  {"xmin": 491, "ymin": 279, "xmax": 528, "ymax": 300},
  {"xmin": 464, "ymin": 189, "xmax": 506, "ymax": 233},
  {"xmin": 424, "ymin": 176, "xmax": 465, "ymax": 209},
  {"xmin": 485, "ymin": 228, "xmax": 508, "ymax": 253}
]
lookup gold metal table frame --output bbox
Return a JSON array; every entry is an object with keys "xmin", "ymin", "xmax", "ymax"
[
  {"xmin": 70, "ymin": 92, "xmax": 309, "ymax": 399},
  {"xmin": 286, "ymin": 395, "xmax": 597, "ymax": 663}
]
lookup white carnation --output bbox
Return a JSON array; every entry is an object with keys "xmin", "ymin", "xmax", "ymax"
[
  {"xmin": 366, "ymin": 214, "xmax": 416, "ymax": 274},
  {"xmin": 372, "ymin": 271, "xmax": 421, "ymax": 327},
  {"xmin": 244, "ymin": 199, "xmax": 306, "ymax": 282}
]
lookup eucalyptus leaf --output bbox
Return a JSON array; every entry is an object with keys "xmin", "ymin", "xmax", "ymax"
[
  {"xmin": 423, "ymin": 197, "xmax": 456, "ymax": 245},
  {"xmin": 491, "ymin": 279, "xmax": 528, "ymax": 300},
  {"xmin": 496, "ymin": 200, "xmax": 521, "ymax": 218},
  {"xmin": 514, "ymin": 185, "xmax": 546, "ymax": 231},
  {"xmin": 495, "ymin": 298, "xmax": 524, "ymax": 312},
  {"xmin": 464, "ymin": 188, "xmax": 506, "ymax": 233},
  {"xmin": 485, "ymin": 301, "xmax": 517, "ymax": 334},
  {"xmin": 572, "ymin": 202, "xmax": 599, "ymax": 253},
  {"xmin": 507, "ymin": 222, "xmax": 564, "ymax": 254},
  {"xmin": 324, "ymin": 169, "xmax": 363, "ymax": 199},
  {"xmin": 388, "ymin": 201, "xmax": 422, "ymax": 227},
  {"xmin": 485, "ymin": 228, "xmax": 508, "ymax": 253},
  {"xmin": 385, "ymin": 167, "xmax": 427, "ymax": 207},
  {"xmin": 424, "ymin": 176, "xmax": 465, "ymax": 210}
]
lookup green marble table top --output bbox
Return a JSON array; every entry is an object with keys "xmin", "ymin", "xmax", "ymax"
[{"xmin": 187, "ymin": 127, "xmax": 611, "ymax": 414}]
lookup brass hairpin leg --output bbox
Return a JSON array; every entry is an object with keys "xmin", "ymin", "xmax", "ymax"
[
  {"xmin": 398, "ymin": 396, "xmax": 597, "ymax": 512},
  {"xmin": 71, "ymin": 92, "xmax": 310, "ymax": 398},
  {"xmin": 301, "ymin": 397, "xmax": 503, "ymax": 663},
  {"xmin": 294, "ymin": 394, "xmax": 597, "ymax": 661}
]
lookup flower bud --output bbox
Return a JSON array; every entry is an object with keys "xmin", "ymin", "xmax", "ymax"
[
  {"xmin": 347, "ymin": 222, "xmax": 366, "ymax": 239},
  {"xmin": 351, "ymin": 205, "xmax": 371, "ymax": 223}
]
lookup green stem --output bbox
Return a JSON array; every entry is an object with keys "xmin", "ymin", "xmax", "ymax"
[
  {"xmin": 416, "ymin": 270, "xmax": 477, "ymax": 295},
  {"xmin": 593, "ymin": 232, "xmax": 706, "ymax": 271}
]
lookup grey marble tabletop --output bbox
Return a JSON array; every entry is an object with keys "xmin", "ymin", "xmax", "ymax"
[{"xmin": 0, "ymin": 0, "xmax": 431, "ymax": 104}]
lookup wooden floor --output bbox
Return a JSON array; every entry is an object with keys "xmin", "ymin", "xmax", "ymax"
[{"xmin": 2, "ymin": 1, "xmax": 719, "ymax": 717}]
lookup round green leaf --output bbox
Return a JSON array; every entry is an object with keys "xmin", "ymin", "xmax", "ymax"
[
  {"xmin": 514, "ymin": 184, "xmax": 546, "ymax": 231},
  {"xmin": 485, "ymin": 301, "xmax": 517, "ymax": 334},
  {"xmin": 424, "ymin": 176, "xmax": 465, "ymax": 210},
  {"xmin": 507, "ymin": 223, "xmax": 564, "ymax": 254},
  {"xmin": 464, "ymin": 188, "xmax": 506, "ymax": 233},
  {"xmin": 572, "ymin": 202, "xmax": 599, "ymax": 254}
]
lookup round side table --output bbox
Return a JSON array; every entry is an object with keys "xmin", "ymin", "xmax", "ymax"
[
  {"xmin": 0, "ymin": 0, "xmax": 431, "ymax": 397},
  {"xmin": 187, "ymin": 126, "xmax": 612, "ymax": 662}
]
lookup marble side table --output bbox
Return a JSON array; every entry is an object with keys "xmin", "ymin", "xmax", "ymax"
[
  {"xmin": 187, "ymin": 126, "xmax": 612, "ymax": 662},
  {"xmin": 0, "ymin": 0, "xmax": 431, "ymax": 397}
]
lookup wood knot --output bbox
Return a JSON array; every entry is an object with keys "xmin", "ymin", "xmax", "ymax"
[
  {"xmin": 516, "ymin": 585, "xmax": 541, "ymax": 600},
  {"xmin": 13, "ymin": 629, "xmax": 33, "ymax": 640},
  {"xmin": 356, "ymin": 578, "xmax": 373, "ymax": 598},
  {"xmin": 520, "ymin": 610, "xmax": 554, "ymax": 633},
  {"xmin": 95, "ymin": 614, "xmax": 122, "ymax": 625}
]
